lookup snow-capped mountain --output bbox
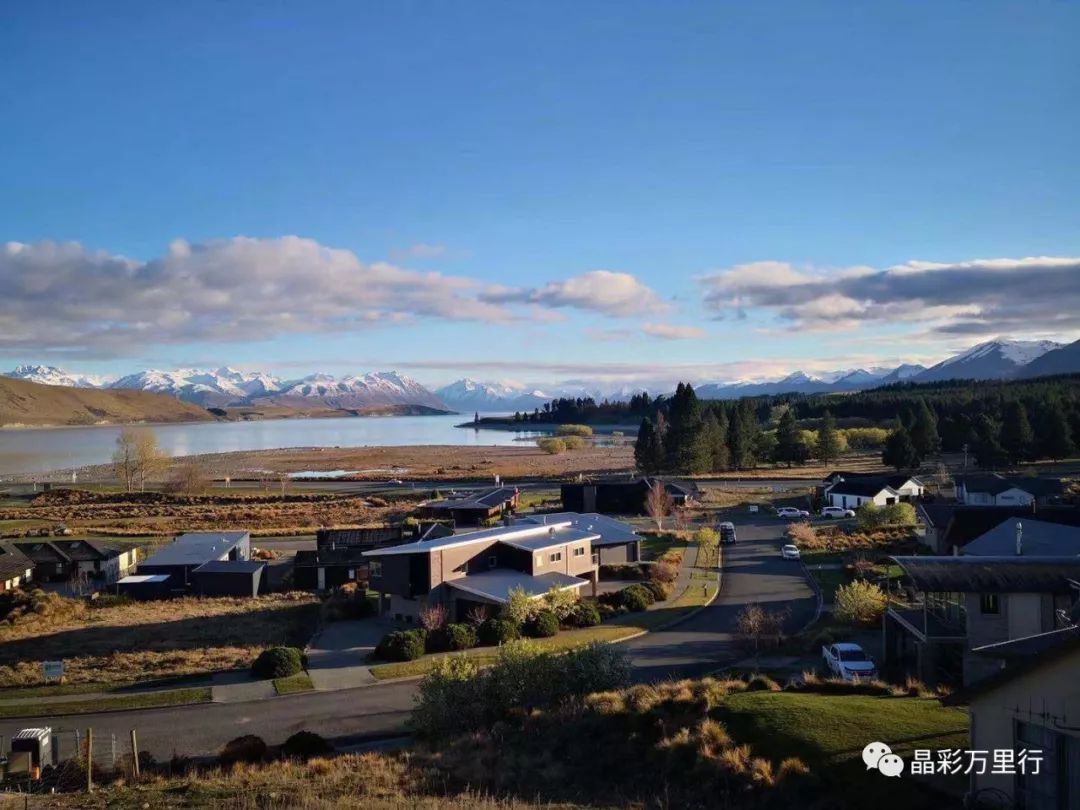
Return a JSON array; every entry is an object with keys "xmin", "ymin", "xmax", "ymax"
[
  {"xmin": 876, "ymin": 363, "xmax": 927, "ymax": 385},
  {"xmin": 436, "ymin": 379, "xmax": 551, "ymax": 411},
  {"xmin": 257, "ymin": 371, "xmax": 447, "ymax": 410},
  {"xmin": 107, "ymin": 367, "xmax": 284, "ymax": 407},
  {"xmin": 912, "ymin": 339, "xmax": 1062, "ymax": 383},
  {"xmin": 1014, "ymin": 338, "xmax": 1080, "ymax": 379},
  {"xmin": 3, "ymin": 364, "xmax": 105, "ymax": 388}
]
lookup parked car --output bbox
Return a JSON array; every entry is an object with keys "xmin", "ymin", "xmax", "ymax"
[
  {"xmin": 781, "ymin": 544, "xmax": 800, "ymax": 560},
  {"xmin": 820, "ymin": 506, "xmax": 856, "ymax": 519},
  {"xmin": 821, "ymin": 642, "xmax": 878, "ymax": 681},
  {"xmin": 718, "ymin": 522, "xmax": 737, "ymax": 545},
  {"xmin": 776, "ymin": 507, "xmax": 810, "ymax": 519}
]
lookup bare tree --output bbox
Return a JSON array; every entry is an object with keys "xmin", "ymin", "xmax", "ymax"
[
  {"xmin": 735, "ymin": 603, "xmax": 790, "ymax": 666},
  {"xmin": 645, "ymin": 480, "xmax": 672, "ymax": 530},
  {"xmin": 112, "ymin": 428, "xmax": 167, "ymax": 492},
  {"xmin": 164, "ymin": 461, "xmax": 211, "ymax": 495}
]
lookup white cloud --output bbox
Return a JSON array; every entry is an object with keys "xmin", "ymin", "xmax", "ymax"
[
  {"xmin": 700, "ymin": 256, "xmax": 1080, "ymax": 336},
  {"xmin": 482, "ymin": 270, "xmax": 668, "ymax": 317},
  {"xmin": 642, "ymin": 323, "xmax": 706, "ymax": 340},
  {"xmin": 0, "ymin": 237, "xmax": 514, "ymax": 355}
]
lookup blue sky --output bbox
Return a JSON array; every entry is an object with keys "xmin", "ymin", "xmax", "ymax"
[{"xmin": 2, "ymin": 1, "xmax": 1078, "ymax": 389}]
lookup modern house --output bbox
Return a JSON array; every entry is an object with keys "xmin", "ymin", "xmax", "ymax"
[
  {"xmin": 416, "ymin": 487, "xmax": 521, "ymax": 527},
  {"xmin": 12, "ymin": 539, "xmax": 138, "ymax": 588},
  {"xmin": 962, "ymin": 518, "xmax": 1080, "ymax": 558},
  {"xmin": 884, "ymin": 556, "xmax": 1080, "ymax": 686},
  {"xmin": 915, "ymin": 504, "xmax": 1080, "ymax": 555},
  {"xmin": 315, "ymin": 525, "xmax": 407, "ymax": 549},
  {"xmin": 294, "ymin": 545, "xmax": 371, "ymax": 591},
  {"xmin": 946, "ymin": 625, "xmax": 1080, "ymax": 808},
  {"xmin": 515, "ymin": 512, "xmax": 641, "ymax": 564},
  {"xmin": 363, "ymin": 521, "xmax": 600, "ymax": 622},
  {"xmin": 821, "ymin": 473, "xmax": 924, "ymax": 510},
  {"xmin": 130, "ymin": 531, "xmax": 251, "ymax": 590},
  {"xmin": 0, "ymin": 543, "xmax": 33, "ymax": 593},
  {"xmin": 190, "ymin": 560, "xmax": 266, "ymax": 598},
  {"xmin": 956, "ymin": 474, "xmax": 1066, "ymax": 507},
  {"xmin": 561, "ymin": 478, "xmax": 699, "ymax": 515}
]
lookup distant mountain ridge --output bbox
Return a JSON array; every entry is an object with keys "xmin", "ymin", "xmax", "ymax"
[{"xmin": 436, "ymin": 378, "xmax": 551, "ymax": 411}]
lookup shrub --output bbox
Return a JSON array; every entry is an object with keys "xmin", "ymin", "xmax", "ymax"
[
  {"xmin": 599, "ymin": 563, "xmax": 644, "ymax": 580},
  {"xmin": 786, "ymin": 522, "xmax": 818, "ymax": 545},
  {"xmin": 556, "ymin": 424, "xmax": 593, "ymax": 437},
  {"xmin": 745, "ymin": 674, "xmax": 782, "ymax": 692},
  {"xmin": 375, "ymin": 629, "xmax": 427, "ymax": 662},
  {"xmin": 418, "ymin": 603, "xmax": 449, "ymax": 632},
  {"xmin": 834, "ymin": 580, "xmax": 887, "ymax": 626},
  {"xmin": 643, "ymin": 579, "xmax": 673, "ymax": 601},
  {"xmin": 693, "ymin": 527, "xmax": 719, "ymax": 549},
  {"xmin": 219, "ymin": 735, "xmax": 267, "ymax": 767},
  {"xmin": 621, "ymin": 584, "xmax": 653, "ymax": 612},
  {"xmin": 500, "ymin": 585, "xmax": 532, "ymax": 626},
  {"xmin": 568, "ymin": 600, "xmax": 602, "ymax": 627},
  {"xmin": 280, "ymin": 731, "xmax": 333, "ymax": 760},
  {"xmin": 561, "ymin": 435, "xmax": 586, "ymax": 450},
  {"xmin": 428, "ymin": 622, "xmax": 478, "ymax": 652},
  {"xmin": 649, "ymin": 560, "xmax": 679, "ymax": 585},
  {"xmin": 537, "ymin": 437, "xmax": 566, "ymax": 454},
  {"xmin": 525, "ymin": 609, "xmax": 560, "ymax": 638},
  {"xmin": 807, "ymin": 628, "xmax": 835, "ymax": 653},
  {"xmin": 479, "ymin": 617, "xmax": 520, "ymax": 646},
  {"xmin": 543, "ymin": 586, "xmax": 579, "ymax": 622},
  {"xmin": 597, "ymin": 603, "xmax": 618, "ymax": 621},
  {"xmin": 251, "ymin": 646, "xmax": 303, "ymax": 679}
]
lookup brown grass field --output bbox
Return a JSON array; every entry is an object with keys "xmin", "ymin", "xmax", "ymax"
[{"xmin": 0, "ymin": 590, "xmax": 320, "ymax": 687}]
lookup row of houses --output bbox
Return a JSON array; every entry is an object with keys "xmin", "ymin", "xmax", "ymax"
[
  {"xmin": 0, "ymin": 539, "xmax": 139, "ymax": 593},
  {"xmin": 116, "ymin": 531, "xmax": 264, "ymax": 599}
]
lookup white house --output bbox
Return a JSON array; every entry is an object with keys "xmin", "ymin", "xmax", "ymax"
[
  {"xmin": 956, "ymin": 474, "xmax": 1065, "ymax": 507},
  {"xmin": 824, "ymin": 479, "xmax": 899, "ymax": 510}
]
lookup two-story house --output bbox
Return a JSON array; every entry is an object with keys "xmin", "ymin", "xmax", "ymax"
[
  {"xmin": 884, "ymin": 555, "xmax": 1080, "ymax": 686},
  {"xmin": 821, "ymin": 473, "xmax": 925, "ymax": 510},
  {"xmin": 363, "ymin": 521, "xmax": 601, "ymax": 622}
]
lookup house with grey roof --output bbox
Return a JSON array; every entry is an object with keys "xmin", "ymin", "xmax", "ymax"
[
  {"xmin": 956, "ymin": 473, "xmax": 1065, "ymax": 507},
  {"xmin": 416, "ymin": 486, "xmax": 521, "ymax": 527},
  {"xmin": 135, "ymin": 531, "xmax": 251, "ymax": 590},
  {"xmin": 515, "ymin": 512, "xmax": 641, "ymax": 564},
  {"xmin": 885, "ymin": 555, "xmax": 1080, "ymax": 686},
  {"xmin": 0, "ymin": 543, "xmax": 33, "ymax": 593},
  {"xmin": 363, "ymin": 520, "xmax": 599, "ymax": 622},
  {"xmin": 13, "ymin": 538, "xmax": 137, "ymax": 589},
  {"xmin": 961, "ymin": 518, "xmax": 1080, "ymax": 558},
  {"xmin": 822, "ymin": 473, "xmax": 924, "ymax": 510}
]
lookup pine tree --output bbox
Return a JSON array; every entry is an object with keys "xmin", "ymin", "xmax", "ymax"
[
  {"xmin": 1000, "ymin": 401, "xmax": 1034, "ymax": 465},
  {"xmin": 816, "ymin": 410, "xmax": 841, "ymax": 465},
  {"xmin": 728, "ymin": 400, "xmax": 760, "ymax": 470},
  {"xmin": 882, "ymin": 422, "xmax": 919, "ymax": 471},
  {"xmin": 972, "ymin": 415, "xmax": 1007, "ymax": 469},
  {"xmin": 909, "ymin": 400, "xmax": 941, "ymax": 459},
  {"xmin": 634, "ymin": 418, "xmax": 664, "ymax": 474},
  {"xmin": 774, "ymin": 408, "xmax": 807, "ymax": 467},
  {"xmin": 703, "ymin": 408, "xmax": 731, "ymax": 471},
  {"xmin": 1036, "ymin": 398, "xmax": 1074, "ymax": 461},
  {"xmin": 664, "ymin": 383, "xmax": 709, "ymax": 474}
]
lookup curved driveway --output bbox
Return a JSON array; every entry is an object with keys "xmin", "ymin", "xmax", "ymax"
[{"xmin": 1, "ymin": 519, "xmax": 814, "ymax": 758}]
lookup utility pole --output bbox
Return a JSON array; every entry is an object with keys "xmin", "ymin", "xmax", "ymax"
[{"xmin": 86, "ymin": 727, "xmax": 93, "ymax": 793}]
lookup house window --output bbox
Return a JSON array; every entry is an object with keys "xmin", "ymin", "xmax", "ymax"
[
  {"xmin": 369, "ymin": 561, "xmax": 383, "ymax": 578},
  {"xmin": 488, "ymin": 555, "xmax": 497, "ymax": 569},
  {"xmin": 549, "ymin": 551, "xmax": 562, "ymax": 563},
  {"xmin": 979, "ymin": 593, "xmax": 1000, "ymax": 615},
  {"xmin": 573, "ymin": 547, "xmax": 585, "ymax": 557}
]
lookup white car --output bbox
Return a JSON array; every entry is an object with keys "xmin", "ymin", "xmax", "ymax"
[
  {"xmin": 822, "ymin": 642, "xmax": 878, "ymax": 681},
  {"xmin": 776, "ymin": 507, "xmax": 810, "ymax": 519},
  {"xmin": 781, "ymin": 544, "xmax": 801, "ymax": 560},
  {"xmin": 820, "ymin": 506, "xmax": 856, "ymax": 519}
]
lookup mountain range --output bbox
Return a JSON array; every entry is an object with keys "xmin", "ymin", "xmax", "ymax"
[{"xmin": 4, "ymin": 338, "xmax": 1079, "ymax": 411}]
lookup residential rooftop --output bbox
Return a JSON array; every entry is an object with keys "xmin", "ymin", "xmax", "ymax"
[
  {"xmin": 445, "ymin": 570, "xmax": 589, "ymax": 604},
  {"xmin": 891, "ymin": 555, "xmax": 1080, "ymax": 594},
  {"xmin": 141, "ymin": 531, "xmax": 249, "ymax": 567},
  {"xmin": 362, "ymin": 522, "xmax": 591, "ymax": 557},
  {"xmin": 962, "ymin": 518, "xmax": 1080, "ymax": 558}
]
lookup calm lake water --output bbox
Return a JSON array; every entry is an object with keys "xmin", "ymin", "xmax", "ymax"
[{"xmin": 0, "ymin": 413, "xmax": 544, "ymax": 476}]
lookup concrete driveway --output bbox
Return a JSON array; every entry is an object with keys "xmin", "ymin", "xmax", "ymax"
[{"xmin": 306, "ymin": 619, "xmax": 388, "ymax": 690}]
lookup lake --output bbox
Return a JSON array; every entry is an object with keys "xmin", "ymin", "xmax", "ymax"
[{"xmin": 0, "ymin": 413, "xmax": 547, "ymax": 476}]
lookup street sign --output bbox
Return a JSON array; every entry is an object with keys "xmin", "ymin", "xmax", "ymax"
[{"xmin": 42, "ymin": 660, "xmax": 64, "ymax": 682}]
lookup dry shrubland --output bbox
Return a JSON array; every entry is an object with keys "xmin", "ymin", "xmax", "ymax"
[
  {"xmin": 0, "ymin": 589, "xmax": 319, "ymax": 687},
  {"xmin": 786, "ymin": 521, "xmax": 917, "ymax": 553}
]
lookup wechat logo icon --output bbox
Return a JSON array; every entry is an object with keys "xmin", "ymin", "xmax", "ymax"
[{"xmin": 863, "ymin": 742, "xmax": 905, "ymax": 777}]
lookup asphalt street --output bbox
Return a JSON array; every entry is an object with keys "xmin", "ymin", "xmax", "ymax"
[{"xmin": 0, "ymin": 517, "xmax": 815, "ymax": 759}]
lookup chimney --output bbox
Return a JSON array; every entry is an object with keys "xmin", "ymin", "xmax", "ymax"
[{"xmin": 1016, "ymin": 521, "xmax": 1023, "ymax": 556}]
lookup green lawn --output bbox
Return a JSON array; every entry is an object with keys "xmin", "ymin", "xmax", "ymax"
[
  {"xmin": 719, "ymin": 691, "xmax": 969, "ymax": 809},
  {"xmin": 0, "ymin": 687, "xmax": 212, "ymax": 718},
  {"xmin": 273, "ymin": 672, "xmax": 315, "ymax": 694},
  {"xmin": 807, "ymin": 566, "xmax": 848, "ymax": 603},
  {"xmin": 639, "ymin": 532, "xmax": 679, "ymax": 560}
]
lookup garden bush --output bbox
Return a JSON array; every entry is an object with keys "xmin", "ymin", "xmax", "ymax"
[
  {"xmin": 569, "ymin": 600, "xmax": 602, "ymax": 627},
  {"xmin": 281, "ymin": 731, "xmax": 333, "ymax": 760},
  {"xmin": 597, "ymin": 603, "xmax": 618, "ymax": 621},
  {"xmin": 834, "ymin": 580, "xmax": 887, "ymax": 626},
  {"xmin": 479, "ymin": 617, "xmax": 521, "ymax": 646},
  {"xmin": 621, "ymin": 584, "xmax": 653, "ymax": 612},
  {"xmin": 745, "ymin": 674, "xmax": 782, "ymax": 692},
  {"xmin": 525, "ymin": 609, "xmax": 560, "ymax": 638},
  {"xmin": 536, "ymin": 437, "xmax": 566, "ymax": 454},
  {"xmin": 375, "ymin": 629, "xmax": 427, "ymax": 661},
  {"xmin": 643, "ymin": 580, "xmax": 673, "ymax": 602},
  {"xmin": 251, "ymin": 646, "xmax": 303, "ymax": 680},
  {"xmin": 219, "ymin": 735, "xmax": 268, "ymax": 767},
  {"xmin": 428, "ymin": 622, "xmax": 478, "ymax": 652},
  {"xmin": 599, "ymin": 563, "xmax": 644, "ymax": 580}
]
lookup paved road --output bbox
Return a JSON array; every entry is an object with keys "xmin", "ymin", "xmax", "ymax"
[{"xmin": 0, "ymin": 518, "xmax": 814, "ymax": 758}]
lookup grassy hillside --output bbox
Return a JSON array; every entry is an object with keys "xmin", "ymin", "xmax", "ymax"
[{"xmin": 0, "ymin": 376, "xmax": 213, "ymax": 427}]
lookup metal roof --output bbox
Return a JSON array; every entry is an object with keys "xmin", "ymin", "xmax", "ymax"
[
  {"xmin": 825, "ymin": 477, "xmax": 899, "ymax": 498},
  {"xmin": 141, "ymin": 532, "xmax": 248, "ymax": 568},
  {"xmin": 117, "ymin": 574, "xmax": 171, "ymax": 584},
  {"xmin": 963, "ymin": 519, "xmax": 1080, "ymax": 558},
  {"xmin": 958, "ymin": 474, "xmax": 1066, "ymax": 497},
  {"xmin": 0, "ymin": 543, "xmax": 34, "ymax": 580},
  {"xmin": 363, "ymin": 522, "xmax": 578, "ymax": 557},
  {"xmin": 891, "ymin": 555, "xmax": 1080, "ymax": 593},
  {"xmin": 972, "ymin": 625, "xmax": 1080, "ymax": 660},
  {"xmin": 445, "ymin": 570, "xmax": 589, "ymax": 603},
  {"xmin": 192, "ymin": 561, "xmax": 266, "ymax": 574},
  {"xmin": 498, "ymin": 527, "xmax": 598, "ymax": 552},
  {"xmin": 518, "ymin": 512, "xmax": 640, "ymax": 546},
  {"xmin": 422, "ymin": 486, "xmax": 518, "ymax": 512}
]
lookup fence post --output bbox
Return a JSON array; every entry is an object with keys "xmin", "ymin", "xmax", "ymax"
[
  {"xmin": 86, "ymin": 727, "xmax": 93, "ymax": 793},
  {"xmin": 111, "ymin": 733, "xmax": 117, "ymax": 767},
  {"xmin": 130, "ymin": 729, "xmax": 140, "ymax": 778}
]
